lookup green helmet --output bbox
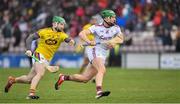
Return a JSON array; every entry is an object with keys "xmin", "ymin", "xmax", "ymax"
[
  {"xmin": 52, "ymin": 16, "xmax": 66, "ymax": 24},
  {"xmin": 100, "ymin": 10, "xmax": 116, "ymax": 18}
]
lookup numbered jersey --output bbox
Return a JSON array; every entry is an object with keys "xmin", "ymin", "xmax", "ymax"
[{"xmin": 35, "ymin": 28, "xmax": 68, "ymax": 61}]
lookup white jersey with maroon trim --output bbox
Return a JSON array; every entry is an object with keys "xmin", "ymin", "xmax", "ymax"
[
  {"xmin": 89, "ymin": 24, "xmax": 122, "ymax": 50},
  {"xmin": 86, "ymin": 24, "xmax": 122, "ymax": 64}
]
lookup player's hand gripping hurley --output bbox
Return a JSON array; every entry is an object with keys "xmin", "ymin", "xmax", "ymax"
[{"xmin": 25, "ymin": 50, "xmax": 59, "ymax": 73}]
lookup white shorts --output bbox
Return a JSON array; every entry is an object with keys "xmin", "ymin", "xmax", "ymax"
[
  {"xmin": 32, "ymin": 52, "xmax": 49, "ymax": 65},
  {"xmin": 31, "ymin": 40, "xmax": 37, "ymax": 52},
  {"xmin": 86, "ymin": 46, "xmax": 109, "ymax": 64},
  {"xmin": 84, "ymin": 47, "xmax": 89, "ymax": 57}
]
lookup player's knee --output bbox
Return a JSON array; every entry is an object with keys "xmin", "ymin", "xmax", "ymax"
[
  {"xmin": 27, "ymin": 79, "xmax": 32, "ymax": 84},
  {"xmin": 98, "ymin": 67, "xmax": 106, "ymax": 74},
  {"xmin": 103, "ymin": 68, "xmax": 106, "ymax": 74},
  {"xmin": 22, "ymin": 75, "xmax": 32, "ymax": 83},
  {"xmin": 36, "ymin": 70, "xmax": 45, "ymax": 77},
  {"xmin": 36, "ymin": 72, "xmax": 45, "ymax": 78},
  {"xmin": 26, "ymin": 77, "xmax": 33, "ymax": 84},
  {"xmin": 82, "ymin": 77, "xmax": 90, "ymax": 83}
]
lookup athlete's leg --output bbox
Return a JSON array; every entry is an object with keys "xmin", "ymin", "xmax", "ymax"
[
  {"xmin": 30, "ymin": 62, "xmax": 46, "ymax": 91},
  {"xmin": 26, "ymin": 62, "xmax": 46, "ymax": 99},
  {"xmin": 55, "ymin": 63, "xmax": 97, "ymax": 90},
  {"xmin": 91, "ymin": 57, "xmax": 110, "ymax": 99},
  {"xmin": 71, "ymin": 63, "xmax": 97, "ymax": 82},
  {"xmin": 15, "ymin": 66, "xmax": 36, "ymax": 83},
  {"xmin": 79, "ymin": 57, "xmax": 89, "ymax": 73},
  {"xmin": 27, "ymin": 51, "xmax": 49, "ymax": 99},
  {"xmin": 92, "ymin": 57, "xmax": 106, "ymax": 87},
  {"xmin": 4, "ymin": 66, "xmax": 36, "ymax": 93}
]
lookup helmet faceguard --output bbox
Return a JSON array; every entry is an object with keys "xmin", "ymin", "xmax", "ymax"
[
  {"xmin": 52, "ymin": 16, "xmax": 66, "ymax": 32},
  {"xmin": 100, "ymin": 10, "xmax": 116, "ymax": 26}
]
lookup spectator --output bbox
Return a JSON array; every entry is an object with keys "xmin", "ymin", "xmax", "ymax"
[
  {"xmin": 2, "ymin": 10, "xmax": 12, "ymax": 38},
  {"xmin": 162, "ymin": 29, "xmax": 173, "ymax": 46},
  {"xmin": 0, "ymin": 0, "xmax": 180, "ymax": 53},
  {"xmin": 13, "ymin": 24, "xmax": 21, "ymax": 47}
]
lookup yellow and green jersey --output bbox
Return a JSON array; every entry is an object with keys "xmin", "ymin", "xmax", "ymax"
[{"xmin": 35, "ymin": 28, "xmax": 68, "ymax": 61}]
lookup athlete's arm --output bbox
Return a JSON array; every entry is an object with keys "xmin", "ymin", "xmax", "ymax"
[
  {"xmin": 79, "ymin": 29, "xmax": 95, "ymax": 45},
  {"xmin": 26, "ymin": 33, "xmax": 40, "ymax": 50},
  {"xmin": 105, "ymin": 33, "xmax": 124, "ymax": 49},
  {"xmin": 108, "ymin": 33, "xmax": 124, "ymax": 45}
]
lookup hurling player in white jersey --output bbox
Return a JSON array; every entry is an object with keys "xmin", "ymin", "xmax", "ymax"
[{"xmin": 55, "ymin": 10, "xmax": 124, "ymax": 99}]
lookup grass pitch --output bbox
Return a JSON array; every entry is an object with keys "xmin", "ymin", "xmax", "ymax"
[{"xmin": 0, "ymin": 68, "xmax": 180, "ymax": 103}]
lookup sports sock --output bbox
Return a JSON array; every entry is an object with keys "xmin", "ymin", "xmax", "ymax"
[
  {"xmin": 63, "ymin": 75, "xmax": 70, "ymax": 80},
  {"xmin": 29, "ymin": 89, "xmax": 35, "ymax": 96},
  {"xmin": 96, "ymin": 86, "xmax": 102, "ymax": 94}
]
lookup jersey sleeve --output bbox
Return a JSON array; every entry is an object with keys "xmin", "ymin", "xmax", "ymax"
[
  {"xmin": 88, "ymin": 25, "xmax": 96, "ymax": 34},
  {"xmin": 83, "ymin": 24, "xmax": 91, "ymax": 30},
  {"xmin": 36, "ymin": 29, "xmax": 44, "ymax": 37},
  {"xmin": 115, "ymin": 26, "xmax": 123, "ymax": 36},
  {"xmin": 116, "ymin": 26, "xmax": 122, "ymax": 34},
  {"xmin": 62, "ymin": 33, "xmax": 69, "ymax": 41}
]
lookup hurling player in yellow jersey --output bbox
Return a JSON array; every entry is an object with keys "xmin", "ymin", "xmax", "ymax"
[{"xmin": 4, "ymin": 16, "xmax": 75, "ymax": 99}]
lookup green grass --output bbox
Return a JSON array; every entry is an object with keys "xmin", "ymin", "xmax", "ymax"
[{"xmin": 0, "ymin": 68, "xmax": 180, "ymax": 103}]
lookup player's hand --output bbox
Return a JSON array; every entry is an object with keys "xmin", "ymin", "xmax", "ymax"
[
  {"xmin": 105, "ymin": 41, "xmax": 116, "ymax": 49},
  {"xmin": 87, "ymin": 41, "xmax": 96, "ymax": 46},
  {"xmin": 25, "ymin": 50, "xmax": 32, "ymax": 57},
  {"xmin": 68, "ymin": 39, "xmax": 75, "ymax": 46},
  {"xmin": 106, "ymin": 44, "xmax": 114, "ymax": 49},
  {"xmin": 75, "ymin": 44, "xmax": 84, "ymax": 53}
]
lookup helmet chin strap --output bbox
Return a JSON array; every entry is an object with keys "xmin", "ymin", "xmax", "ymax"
[{"xmin": 104, "ymin": 19, "xmax": 115, "ymax": 27}]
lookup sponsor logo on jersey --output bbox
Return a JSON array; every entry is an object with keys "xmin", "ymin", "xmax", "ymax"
[{"xmin": 45, "ymin": 39, "xmax": 57, "ymax": 45}]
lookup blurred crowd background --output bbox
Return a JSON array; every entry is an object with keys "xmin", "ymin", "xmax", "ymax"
[{"xmin": 0, "ymin": 0, "xmax": 180, "ymax": 54}]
